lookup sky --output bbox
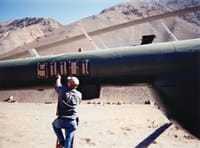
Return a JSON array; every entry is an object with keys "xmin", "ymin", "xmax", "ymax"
[{"xmin": 0, "ymin": 0, "xmax": 125, "ymax": 24}]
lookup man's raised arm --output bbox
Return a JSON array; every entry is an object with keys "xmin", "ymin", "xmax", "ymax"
[
  {"xmin": 56, "ymin": 74, "xmax": 62, "ymax": 87},
  {"xmin": 55, "ymin": 74, "xmax": 63, "ymax": 94}
]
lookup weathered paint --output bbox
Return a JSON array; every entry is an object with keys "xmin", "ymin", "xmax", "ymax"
[
  {"xmin": 0, "ymin": 38, "xmax": 199, "ymax": 88},
  {"xmin": 0, "ymin": 38, "xmax": 200, "ymax": 138}
]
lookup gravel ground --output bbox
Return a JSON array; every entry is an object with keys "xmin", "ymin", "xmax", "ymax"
[{"xmin": 0, "ymin": 102, "xmax": 199, "ymax": 148}]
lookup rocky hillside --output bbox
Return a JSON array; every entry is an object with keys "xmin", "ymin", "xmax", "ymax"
[
  {"xmin": 140, "ymin": 0, "xmax": 200, "ymax": 25},
  {"xmin": 31, "ymin": 0, "xmax": 200, "ymax": 56},
  {"xmin": 97, "ymin": 0, "xmax": 200, "ymax": 41},
  {"xmin": 0, "ymin": 17, "xmax": 62, "ymax": 54},
  {"xmin": 0, "ymin": 1, "xmax": 200, "ymax": 56}
]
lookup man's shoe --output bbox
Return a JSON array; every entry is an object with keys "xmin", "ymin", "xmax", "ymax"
[
  {"xmin": 56, "ymin": 140, "xmax": 64, "ymax": 148},
  {"xmin": 57, "ymin": 143, "xmax": 63, "ymax": 148}
]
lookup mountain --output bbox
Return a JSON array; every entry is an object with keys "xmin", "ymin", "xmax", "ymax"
[
  {"xmin": 0, "ymin": 17, "xmax": 62, "ymax": 54},
  {"xmin": 140, "ymin": 0, "xmax": 200, "ymax": 25},
  {"xmin": 1, "ymin": 1, "xmax": 200, "ymax": 57},
  {"xmin": 26, "ymin": 0, "xmax": 200, "ymax": 55},
  {"xmin": 97, "ymin": 0, "xmax": 200, "ymax": 42}
]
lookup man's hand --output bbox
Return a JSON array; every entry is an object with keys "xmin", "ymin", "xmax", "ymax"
[
  {"xmin": 56, "ymin": 74, "xmax": 61, "ymax": 79},
  {"xmin": 56, "ymin": 74, "xmax": 62, "ymax": 87}
]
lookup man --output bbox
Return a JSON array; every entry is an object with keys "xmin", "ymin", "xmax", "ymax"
[{"xmin": 52, "ymin": 75, "xmax": 82, "ymax": 148}]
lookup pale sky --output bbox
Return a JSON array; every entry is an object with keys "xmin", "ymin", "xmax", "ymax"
[{"xmin": 0, "ymin": 0, "xmax": 124, "ymax": 24}]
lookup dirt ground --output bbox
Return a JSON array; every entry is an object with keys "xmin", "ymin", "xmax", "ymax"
[{"xmin": 0, "ymin": 102, "xmax": 200, "ymax": 148}]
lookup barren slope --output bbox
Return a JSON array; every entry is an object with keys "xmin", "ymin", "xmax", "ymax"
[{"xmin": 0, "ymin": 17, "xmax": 62, "ymax": 54}]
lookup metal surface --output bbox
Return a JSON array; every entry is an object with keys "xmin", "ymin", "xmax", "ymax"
[{"xmin": 0, "ymin": 38, "xmax": 200, "ymax": 138}]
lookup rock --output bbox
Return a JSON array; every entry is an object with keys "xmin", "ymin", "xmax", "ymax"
[
  {"xmin": 4, "ymin": 96, "xmax": 16, "ymax": 103},
  {"xmin": 117, "ymin": 101, "xmax": 122, "ymax": 105},
  {"xmin": 153, "ymin": 141, "xmax": 157, "ymax": 144},
  {"xmin": 106, "ymin": 102, "xmax": 111, "ymax": 105},
  {"xmin": 174, "ymin": 134, "xmax": 178, "ymax": 138},
  {"xmin": 184, "ymin": 134, "xmax": 195, "ymax": 140},
  {"xmin": 44, "ymin": 101, "xmax": 53, "ymax": 104},
  {"xmin": 87, "ymin": 101, "xmax": 92, "ymax": 104},
  {"xmin": 144, "ymin": 100, "xmax": 151, "ymax": 105},
  {"xmin": 97, "ymin": 101, "xmax": 101, "ymax": 105}
]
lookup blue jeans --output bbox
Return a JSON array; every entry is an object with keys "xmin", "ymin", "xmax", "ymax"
[{"xmin": 52, "ymin": 117, "xmax": 77, "ymax": 148}]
